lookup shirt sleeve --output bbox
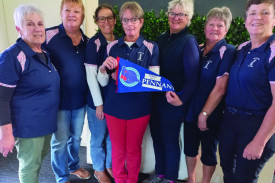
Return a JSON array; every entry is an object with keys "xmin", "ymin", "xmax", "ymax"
[
  {"xmin": 85, "ymin": 64, "xmax": 103, "ymax": 106},
  {"xmin": 268, "ymin": 57, "xmax": 275, "ymax": 82},
  {"xmin": 97, "ymin": 69, "xmax": 109, "ymax": 87},
  {"xmin": 85, "ymin": 39, "xmax": 98, "ymax": 65},
  {"xmin": 0, "ymin": 50, "xmax": 21, "ymax": 126},
  {"xmin": 179, "ymin": 38, "xmax": 200, "ymax": 104},
  {"xmin": 0, "ymin": 86, "xmax": 15, "ymax": 126},
  {"xmin": 150, "ymin": 43, "xmax": 159, "ymax": 67},
  {"xmin": 217, "ymin": 45, "xmax": 237, "ymax": 77},
  {"xmin": 0, "ymin": 50, "xmax": 21, "ymax": 87}
]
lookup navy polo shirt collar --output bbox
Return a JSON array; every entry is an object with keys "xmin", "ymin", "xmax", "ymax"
[
  {"xmin": 16, "ymin": 38, "xmax": 38, "ymax": 57},
  {"xmin": 58, "ymin": 24, "xmax": 68, "ymax": 38},
  {"xmin": 97, "ymin": 31, "xmax": 108, "ymax": 46},
  {"xmin": 167, "ymin": 27, "xmax": 189, "ymax": 40},
  {"xmin": 205, "ymin": 39, "xmax": 226, "ymax": 53},
  {"xmin": 58, "ymin": 23, "xmax": 87, "ymax": 45},
  {"xmin": 16, "ymin": 38, "xmax": 50, "ymax": 59},
  {"xmin": 245, "ymin": 34, "xmax": 275, "ymax": 53},
  {"xmin": 201, "ymin": 39, "xmax": 227, "ymax": 57},
  {"xmin": 255, "ymin": 34, "xmax": 275, "ymax": 52},
  {"xmin": 117, "ymin": 34, "xmax": 145, "ymax": 48}
]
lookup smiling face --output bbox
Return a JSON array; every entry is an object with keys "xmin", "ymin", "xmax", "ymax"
[
  {"xmin": 245, "ymin": 2, "xmax": 275, "ymax": 37},
  {"xmin": 61, "ymin": 2, "xmax": 83, "ymax": 31},
  {"xmin": 18, "ymin": 13, "xmax": 45, "ymax": 50},
  {"xmin": 205, "ymin": 17, "xmax": 228, "ymax": 44},
  {"xmin": 96, "ymin": 8, "xmax": 116, "ymax": 35},
  {"xmin": 121, "ymin": 9, "xmax": 143, "ymax": 41},
  {"xmin": 168, "ymin": 5, "xmax": 189, "ymax": 34}
]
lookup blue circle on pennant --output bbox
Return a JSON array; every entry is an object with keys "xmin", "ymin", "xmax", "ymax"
[{"xmin": 119, "ymin": 67, "xmax": 140, "ymax": 87}]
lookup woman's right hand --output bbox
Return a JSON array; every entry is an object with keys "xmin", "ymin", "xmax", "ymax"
[
  {"xmin": 0, "ymin": 124, "xmax": 15, "ymax": 157},
  {"xmin": 96, "ymin": 105, "xmax": 105, "ymax": 120},
  {"xmin": 198, "ymin": 112, "xmax": 209, "ymax": 131},
  {"xmin": 100, "ymin": 56, "xmax": 118, "ymax": 73},
  {"xmin": 111, "ymin": 70, "xmax": 117, "ymax": 81}
]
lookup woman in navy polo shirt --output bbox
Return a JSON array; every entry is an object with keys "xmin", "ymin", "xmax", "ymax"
[
  {"xmin": 97, "ymin": 2, "xmax": 159, "ymax": 183},
  {"xmin": 0, "ymin": 5, "xmax": 60, "ymax": 183},
  {"xmin": 145, "ymin": 0, "xmax": 200, "ymax": 182},
  {"xmin": 219, "ymin": 0, "xmax": 275, "ymax": 182},
  {"xmin": 184, "ymin": 7, "xmax": 236, "ymax": 183},
  {"xmin": 84, "ymin": 4, "xmax": 117, "ymax": 183},
  {"xmin": 44, "ymin": 0, "xmax": 90, "ymax": 182}
]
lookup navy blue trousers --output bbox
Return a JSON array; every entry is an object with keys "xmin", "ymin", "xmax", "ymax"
[
  {"xmin": 219, "ymin": 109, "xmax": 275, "ymax": 183},
  {"xmin": 149, "ymin": 100, "xmax": 185, "ymax": 180},
  {"xmin": 184, "ymin": 121, "xmax": 219, "ymax": 166}
]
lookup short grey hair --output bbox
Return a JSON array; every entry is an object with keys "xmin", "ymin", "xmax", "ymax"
[
  {"xmin": 167, "ymin": 0, "xmax": 194, "ymax": 26},
  {"xmin": 14, "ymin": 4, "xmax": 44, "ymax": 29},
  {"xmin": 205, "ymin": 7, "xmax": 232, "ymax": 31},
  {"xmin": 245, "ymin": 0, "xmax": 275, "ymax": 19},
  {"xmin": 119, "ymin": 1, "xmax": 144, "ymax": 20}
]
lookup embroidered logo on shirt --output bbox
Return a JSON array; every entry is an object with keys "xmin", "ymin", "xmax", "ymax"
[
  {"xmin": 119, "ymin": 66, "xmax": 140, "ymax": 87},
  {"xmin": 248, "ymin": 57, "xmax": 260, "ymax": 67},
  {"xmin": 137, "ymin": 52, "xmax": 144, "ymax": 61},
  {"xmin": 203, "ymin": 60, "xmax": 212, "ymax": 69}
]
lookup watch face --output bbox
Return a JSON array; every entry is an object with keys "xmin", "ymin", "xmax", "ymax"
[{"xmin": 203, "ymin": 112, "xmax": 208, "ymax": 116}]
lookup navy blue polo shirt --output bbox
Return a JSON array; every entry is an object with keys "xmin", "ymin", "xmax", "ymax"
[
  {"xmin": 156, "ymin": 28, "xmax": 200, "ymax": 108},
  {"xmin": 103, "ymin": 35, "xmax": 159, "ymax": 119},
  {"xmin": 85, "ymin": 32, "xmax": 112, "ymax": 109},
  {"xmin": 226, "ymin": 34, "xmax": 275, "ymax": 111},
  {"xmin": 0, "ymin": 38, "xmax": 60, "ymax": 138},
  {"xmin": 44, "ymin": 24, "xmax": 88, "ymax": 110},
  {"xmin": 185, "ymin": 39, "xmax": 236, "ymax": 122}
]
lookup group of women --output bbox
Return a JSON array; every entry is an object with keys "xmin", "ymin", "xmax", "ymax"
[{"xmin": 0, "ymin": 0, "xmax": 274, "ymax": 183}]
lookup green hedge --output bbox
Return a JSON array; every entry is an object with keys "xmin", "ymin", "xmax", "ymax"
[{"xmin": 112, "ymin": 6, "xmax": 275, "ymax": 46}]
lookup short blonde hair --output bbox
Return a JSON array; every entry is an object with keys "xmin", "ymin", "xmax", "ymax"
[
  {"xmin": 14, "ymin": 4, "xmax": 43, "ymax": 29},
  {"xmin": 205, "ymin": 7, "xmax": 232, "ymax": 31},
  {"xmin": 119, "ymin": 1, "xmax": 144, "ymax": 20},
  {"xmin": 167, "ymin": 0, "xmax": 194, "ymax": 26},
  {"xmin": 60, "ymin": 0, "xmax": 85, "ymax": 22}
]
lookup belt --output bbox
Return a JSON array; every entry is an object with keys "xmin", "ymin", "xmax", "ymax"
[{"xmin": 226, "ymin": 106, "xmax": 266, "ymax": 116}]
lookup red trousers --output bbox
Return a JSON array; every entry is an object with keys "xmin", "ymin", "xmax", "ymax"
[{"xmin": 105, "ymin": 114, "xmax": 150, "ymax": 183}]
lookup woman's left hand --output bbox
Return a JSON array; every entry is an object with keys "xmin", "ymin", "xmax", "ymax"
[
  {"xmin": 166, "ymin": 91, "xmax": 183, "ymax": 106},
  {"xmin": 242, "ymin": 141, "xmax": 264, "ymax": 160},
  {"xmin": 198, "ymin": 113, "xmax": 209, "ymax": 131}
]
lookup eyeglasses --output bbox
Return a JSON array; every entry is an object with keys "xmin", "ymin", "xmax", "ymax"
[
  {"xmin": 96, "ymin": 16, "xmax": 115, "ymax": 23},
  {"xmin": 168, "ymin": 12, "xmax": 187, "ymax": 20},
  {"xmin": 121, "ymin": 17, "xmax": 140, "ymax": 24}
]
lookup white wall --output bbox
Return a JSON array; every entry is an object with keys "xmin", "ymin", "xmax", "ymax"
[
  {"xmin": 0, "ymin": 0, "xmax": 9, "ymax": 52},
  {"xmin": 0, "ymin": 0, "xmax": 98, "ymax": 52}
]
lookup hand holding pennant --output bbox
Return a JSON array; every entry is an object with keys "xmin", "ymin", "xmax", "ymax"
[{"xmin": 115, "ymin": 57, "xmax": 175, "ymax": 93}]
